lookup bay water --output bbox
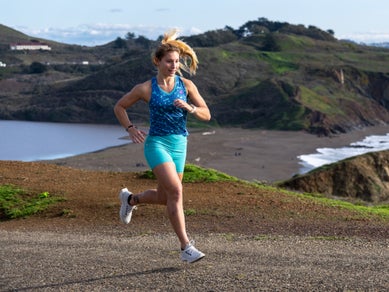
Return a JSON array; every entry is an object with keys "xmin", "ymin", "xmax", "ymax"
[
  {"xmin": 1, "ymin": 120, "xmax": 388, "ymax": 174},
  {"xmin": 1, "ymin": 120, "xmax": 131, "ymax": 161}
]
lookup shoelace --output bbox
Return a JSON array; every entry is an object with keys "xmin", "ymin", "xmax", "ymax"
[
  {"xmin": 125, "ymin": 205, "xmax": 137, "ymax": 214},
  {"xmin": 185, "ymin": 239, "xmax": 196, "ymax": 250}
]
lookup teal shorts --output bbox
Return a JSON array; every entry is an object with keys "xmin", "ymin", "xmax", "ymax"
[{"xmin": 144, "ymin": 134, "xmax": 187, "ymax": 173}]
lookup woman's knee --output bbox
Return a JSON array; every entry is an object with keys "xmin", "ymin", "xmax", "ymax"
[
  {"xmin": 153, "ymin": 163, "xmax": 183, "ymax": 201},
  {"xmin": 160, "ymin": 182, "xmax": 182, "ymax": 203}
]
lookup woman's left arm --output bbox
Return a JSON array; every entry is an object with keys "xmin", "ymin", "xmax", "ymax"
[{"xmin": 181, "ymin": 79, "xmax": 211, "ymax": 121}]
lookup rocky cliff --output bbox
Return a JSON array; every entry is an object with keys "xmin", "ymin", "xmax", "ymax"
[{"xmin": 279, "ymin": 150, "xmax": 389, "ymax": 203}]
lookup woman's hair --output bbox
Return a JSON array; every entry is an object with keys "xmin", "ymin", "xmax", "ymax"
[{"xmin": 152, "ymin": 29, "xmax": 198, "ymax": 76}]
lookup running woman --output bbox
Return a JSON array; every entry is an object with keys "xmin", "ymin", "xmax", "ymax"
[{"xmin": 114, "ymin": 29, "xmax": 211, "ymax": 263}]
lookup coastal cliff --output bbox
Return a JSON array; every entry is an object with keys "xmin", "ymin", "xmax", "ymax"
[{"xmin": 279, "ymin": 150, "xmax": 389, "ymax": 203}]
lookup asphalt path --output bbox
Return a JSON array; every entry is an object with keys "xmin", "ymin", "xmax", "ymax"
[{"xmin": 1, "ymin": 230, "xmax": 388, "ymax": 291}]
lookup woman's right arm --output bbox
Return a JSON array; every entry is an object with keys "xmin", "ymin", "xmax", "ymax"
[{"xmin": 114, "ymin": 82, "xmax": 149, "ymax": 143}]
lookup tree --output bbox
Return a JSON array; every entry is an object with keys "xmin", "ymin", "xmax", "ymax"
[
  {"xmin": 126, "ymin": 32, "xmax": 136, "ymax": 40},
  {"xmin": 113, "ymin": 37, "xmax": 127, "ymax": 49},
  {"xmin": 135, "ymin": 36, "xmax": 151, "ymax": 49},
  {"xmin": 29, "ymin": 62, "xmax": 47, "ymax": 74},
  {"xmin": 262, "ymin": 33, "xmax": 281, "ymax": 52}
]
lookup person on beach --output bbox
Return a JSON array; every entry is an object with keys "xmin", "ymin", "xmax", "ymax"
[{"xmin": 113, "ymin": 29, "xmax": 211, "ymax": 263}]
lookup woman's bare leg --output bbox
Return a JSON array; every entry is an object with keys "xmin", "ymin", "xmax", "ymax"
[
  {"xmin": 127, "ymin": 162, "xmax": 188, "ymax": 249},
  {"xmin": 121, "ymin": 162, "xmax": 204, "ymax": 261},
  {"xmin": 129, "ymin": 188, "xmax": 165, "ymax": 205}
]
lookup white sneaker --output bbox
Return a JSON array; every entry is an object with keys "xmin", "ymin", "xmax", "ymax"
[
  {"xmin": 181, "ymin": 242, "xmax": 205, "ymax": 263},
  {"xmin": 119, "ymin": 188, "xmax": 136, "ymax": 224}
]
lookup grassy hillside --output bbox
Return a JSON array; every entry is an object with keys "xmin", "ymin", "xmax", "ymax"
[
  {"xmin": 0, "ymin": 24, "xmax": 34, "ymax": 44},
  {"xmin": 1, "ymin": 20, "xmax": 389, "ymax": 135}
]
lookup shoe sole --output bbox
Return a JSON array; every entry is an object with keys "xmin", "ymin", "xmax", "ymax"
[{"xmin": 182, "ymin": 254, "xmax": 205, "ymax": 263}]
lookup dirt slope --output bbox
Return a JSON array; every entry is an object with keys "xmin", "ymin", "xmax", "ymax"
[{"xmin": 0, "ymin": 161, "xmax": 387, "ymax": 239}]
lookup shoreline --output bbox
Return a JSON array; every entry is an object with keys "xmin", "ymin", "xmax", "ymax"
[
  {"xmin": 188, "ymin": 125, "xmax": 389, "ymax": 182},
  {"xmin": 42, "ymin": 125, "xmax": 389, "ymax": 182}
]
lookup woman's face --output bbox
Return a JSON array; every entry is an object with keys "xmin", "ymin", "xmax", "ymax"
[{"xmin": 157, "ymin": 51, "xmax": 180, "ymax": 77}]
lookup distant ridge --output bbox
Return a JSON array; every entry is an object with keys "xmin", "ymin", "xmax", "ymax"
[
  {"xmin": 0, "ymin": 24, "xmax": 78, "ymax": 48},
  {"xmin": 0, "ymin": 24, "xmax": 31, "ymax": 44},
  {"xmin": 0, "ymin": 19, "xmax": 389, "ymax": 135}
]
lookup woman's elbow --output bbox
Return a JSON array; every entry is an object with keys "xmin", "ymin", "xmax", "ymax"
[
  {"xmin": 114, "ymin": 100, "xmax": 124, "ymax": 111},
  {"xmin": 113, "ymin": 102, "xmax": 125, "ymax": 116},
  {"xmin": 113, "ymin": 103, "xmax": 119, "ymax": 114},
  {"xmin": 202, "ymin": 111, "xmax": 211, "ymax": 121}
]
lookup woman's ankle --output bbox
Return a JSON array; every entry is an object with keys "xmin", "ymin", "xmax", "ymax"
[{"xmin": 128, "ymin": 194, "xmax": 139, "ymax": 206}]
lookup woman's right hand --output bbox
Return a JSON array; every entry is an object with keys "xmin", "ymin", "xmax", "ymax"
[{"xmin": 128, "ymin": 127, "xmax": 147, "ymax": 143}]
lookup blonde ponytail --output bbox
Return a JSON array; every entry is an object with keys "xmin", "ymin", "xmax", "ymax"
[{"xmin": 152, "ymin": 29, "xmax": 198, "ymax": 76}]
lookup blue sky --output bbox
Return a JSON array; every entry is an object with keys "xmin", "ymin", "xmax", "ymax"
[{"xmin": 2, "ymin": 0, "xmax": 389, "ymax": 46}]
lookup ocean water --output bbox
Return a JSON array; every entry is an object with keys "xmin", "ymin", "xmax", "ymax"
[
  {"xmin": 1, "ymin": 120, "xmax": 131, "ymax": 161},
  {"xmin": 298, "ymin": 133, "xmax": 389, "ymax": 174},
  {"xmin": 2, "ymin": 120, "xmax": 388, "ymax": 174}
]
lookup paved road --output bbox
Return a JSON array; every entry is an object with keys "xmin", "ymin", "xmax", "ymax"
[{"xmin": 1, "ymin": 230, "xmax": 388, "ymax": 291}]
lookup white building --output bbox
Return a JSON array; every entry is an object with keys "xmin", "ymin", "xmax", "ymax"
[
  {"xmin": 0, "ymin": 61, "xmax": 6, "ymax": 67},
  {"xmin": 10, "ymin": 43, "xmax": 51, "ymax": 51}
]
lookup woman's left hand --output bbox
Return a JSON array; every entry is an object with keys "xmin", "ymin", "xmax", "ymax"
[{"xmin": 173, "ymin": 99, "xmax": 191, "ymax": 112}]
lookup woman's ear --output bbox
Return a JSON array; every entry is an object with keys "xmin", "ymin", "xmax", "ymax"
[{"xmin": 152, "ymin": 57, "xmax": 159, "ymax": 67}]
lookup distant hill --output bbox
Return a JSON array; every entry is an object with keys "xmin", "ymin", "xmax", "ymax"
[
  {"xmin": 368, "ymin": 42, "xmax": 389, "ymax": 48},
  {"xmin": 1, "ymin": 19, "xmax": 389, "ymax": 135},
  {"xmin": 0, "ymin": 24, "xmax": 34, "ymax": 44}
]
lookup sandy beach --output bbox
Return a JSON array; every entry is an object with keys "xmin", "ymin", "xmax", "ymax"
[{"xmin": 46, "ymin": 125, "xmax": 389, "ymax": 182}]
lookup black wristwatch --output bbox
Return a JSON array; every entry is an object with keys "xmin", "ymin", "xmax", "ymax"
[{"xmin": 125, "ymin": 125, "xmax": 134, "ymax": 132}]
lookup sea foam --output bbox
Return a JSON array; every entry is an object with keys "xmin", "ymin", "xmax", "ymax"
[{"xmin": 298, "ymin": 133, "xmax": 389, "ymax": 174}]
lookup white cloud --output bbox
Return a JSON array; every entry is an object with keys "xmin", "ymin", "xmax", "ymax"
[
  {"xmin": 338, "ymin": 32, "xmax": 389, "ymax": 44},
  {"xmin": 19, "ymin": 23, "xmax": 389, "ymax": 47},
  {"xmin": 15, "ymin": 24, "xmax": 204, "ymax": 46}
]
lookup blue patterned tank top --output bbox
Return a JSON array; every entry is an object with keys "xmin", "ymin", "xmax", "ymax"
[{"xmin": 148, "ymin": 75, "xmax": 188, "ymax": 136}]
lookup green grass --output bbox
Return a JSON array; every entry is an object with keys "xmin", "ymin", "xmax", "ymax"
[
  {"xmin": 299, "ymin": 86, "xmax": 345, "ymax": 115},
  {"xmin": 279, "ymin": 34, "xmax": 316, "ymax": 51},
  {"xmin": 296, "ymin": 191, "xmax": 389, "ymax": 220},
  {"xmin": 250, "ymin": 179, "xmax": 389, "ymax": 220},
  {"xmin": 139, "ymin": 163, "xmax": 238, "ymax": 183},
  {"xmin": 184, "ymin": 208, "xmax": 196, "ymax": 216},
  {"xmin": 0, "ymin": 184, "xmax": 63, "ymax": 220},
  {"xmin": 260, "ymin": 52, "xmax": 299, "ymax": 74},
  {"xmin": 2, "ymin": 165, "xmax": 388, "ymax": 222},
  {"xmin": 140, "ymin": 164, "xmax": 389, "ymax": 220}
]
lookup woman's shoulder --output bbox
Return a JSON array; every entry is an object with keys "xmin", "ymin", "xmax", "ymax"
[
  {"xmin": 132, "ymin": 79, "xmax": 152, "ymax": 100},
  {"xmin": 178, "ymin": 76, "xmax": 192, "ymax": 85},
  {"xmin": 137, "ymin": 79, "xmax": 152, "ymax": 88},
  {"xmin": 179, "ymin": 76, "xmax": 197, "ymax": 90},
  {"xmin": 135, "ymin": 79, "xmax": 152, "ymax": 91}
]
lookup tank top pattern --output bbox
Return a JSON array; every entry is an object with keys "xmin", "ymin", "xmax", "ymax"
[{"xmin": 149, "ymin": 76, "xmax": 188, "ymax": 136}]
